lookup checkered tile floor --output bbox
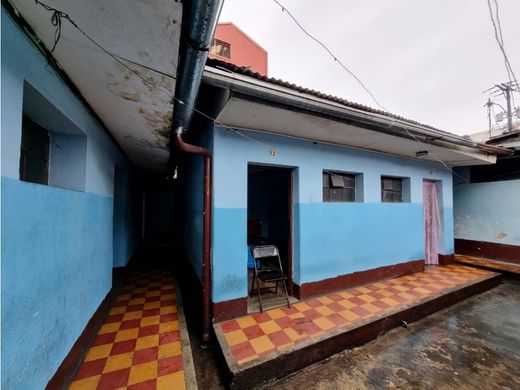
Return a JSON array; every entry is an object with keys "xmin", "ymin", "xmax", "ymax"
[
  {"xmin": 456, "ymin": 254, "xmax": 520, "ymax": 275},
  {"xmin": 69, "ymin": 269, "xmax": 186, "ymax": 390},
  {"xmin": 216, "ymin": 264, "xmax": 493, "ymax": 366}
]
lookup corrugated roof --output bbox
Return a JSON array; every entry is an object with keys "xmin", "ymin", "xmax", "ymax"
[{"xmin": 206, "ymin": 57, "xmax": 458, "ymax": 136}]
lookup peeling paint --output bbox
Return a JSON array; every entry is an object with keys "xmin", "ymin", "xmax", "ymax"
[{"xmin": 496, "ymin": 231, "xmax": 507, "ymax": 239}]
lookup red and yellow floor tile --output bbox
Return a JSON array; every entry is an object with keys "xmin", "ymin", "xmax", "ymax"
[
  {"xmin": 216, "ymin": 264, "xmax": 494, "ymax": 366},
  {"xmin": 455, "ymin": 254, "xmax": 520, "ymax": 275},
  {"xmin": 69, "ymin": 269, "xmax": 187, "ymax": 390}
]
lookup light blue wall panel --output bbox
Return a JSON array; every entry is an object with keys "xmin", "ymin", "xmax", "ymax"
[
  {"xmin": 212, "ymin": 126, "xmax": 454, "ymax": 303},
  {"xmin": 1, "ymin": 10, "xmax": 140, "ymax": 389},
  {"xmin": 181, "ymin": 126, "xmax": 213, "ymax": 280},
  {"xmin": 1, "ymin": 178, "xmax": 113, "ymax": 390},
  {"xmin": 454, "ymin": 179, "xmax": 520, "ymax": 246}
]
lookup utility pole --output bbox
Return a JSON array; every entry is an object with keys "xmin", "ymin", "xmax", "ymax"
[
  {"xmin": 496, "ymin": 83, "xmax": 514, "ymax": 132},
  {"xmin": 484, "ymin": 81, "xmax": 519, "ymax": 134},
  {"xmin": 485, "ymin": 98, "xmax": 493, "ymax": 137}
]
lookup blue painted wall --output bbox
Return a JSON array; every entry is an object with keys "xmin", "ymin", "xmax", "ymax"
[
  {"xmin": 454, "ymin": 168, "xmax": 520, "ymax": 246},
  {"xmin": 211, "ymin": 126, "xmax": 454, "ymax": 303},
  {"xmin": 181, "ymin": 127, "xmax": 213, "ymax": 280},
  {"xmin": 1, "ymin": 10, "xmax": 139, "ymax": 389},
  {"xmin": 113, "ymin": 166, "xmax": 140, "ymax": 268}
]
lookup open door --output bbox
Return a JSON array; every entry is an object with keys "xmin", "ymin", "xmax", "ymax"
[{"xmin": 247, "ymin": 164, "xmax": 294, "ymax": 310}]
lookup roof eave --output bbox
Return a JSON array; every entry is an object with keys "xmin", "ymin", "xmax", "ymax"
[{"xmin": 203, "ymin": 65, "xmax": 512, "ymax": 157}]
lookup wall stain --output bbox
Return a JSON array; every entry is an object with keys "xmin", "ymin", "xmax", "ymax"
[{"xmin": 138, "ymin": 107, "xmax": 172, "ymax": 149}]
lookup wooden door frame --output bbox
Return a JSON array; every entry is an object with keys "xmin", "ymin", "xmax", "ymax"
[{"xmin": 287, "ymin": 169, "xmax": 294, "ymax": 295}]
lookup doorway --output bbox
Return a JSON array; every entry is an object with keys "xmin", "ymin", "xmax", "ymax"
[
  {"xmin": 247, "ymin": 164, "xmax": 294, "ymax": 311},
  {"xmin": 423, "ymin": 180, "xmax": 443, "ymax": 265}
]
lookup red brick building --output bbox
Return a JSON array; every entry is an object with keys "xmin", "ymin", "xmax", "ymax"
[{"xmin": 209, "ymin": 22, "xmax": 268, "ymax": 76}]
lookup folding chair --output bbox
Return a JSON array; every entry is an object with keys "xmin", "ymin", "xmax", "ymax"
[{"xmin": 249, "ymin": 245, "xmax": 290, "ymax": 312}]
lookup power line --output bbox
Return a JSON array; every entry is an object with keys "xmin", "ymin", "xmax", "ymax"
[
  {"xmin": 270, "ymin": 0, "xmax": 472, "ymax": 178},
  {"xmin": 272, "ymin": 0, "xmax": 389, "ymax": 112},
  {"xmin": 33, "ymin": 0, "xmax": 175, "ymax": 98},
  {"xmin": 32, "ymin": 0, "xmax": 470, "ymax": 179},
  {"xmin": 486, "ymin": 0, "xmax": 519, "ymax": 89}
]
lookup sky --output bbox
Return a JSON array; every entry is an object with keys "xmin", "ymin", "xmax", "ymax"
[{"xmin": 218, "ymin": 0, "xmax": 520, "ymax": 135}]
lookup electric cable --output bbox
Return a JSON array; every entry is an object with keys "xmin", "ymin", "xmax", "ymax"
[
  {"xmin": 272, "ymin": 0, "xmax": 388, "ymax": 113},
  {"xmin": 486, "ymin": 0, "xmax": 519, "ymax": 90},
  {"xmin": 31, "ymin": 0, "xmax": 474, "ymax": 180}
]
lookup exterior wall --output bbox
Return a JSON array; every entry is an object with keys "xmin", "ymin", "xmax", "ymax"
[
  {"xmin": 210, "ymin": 23, "xmax": 268, "ymax": 76},
  {"xmin": 454, "ymin": 167, "xmax": 520, "ymax": 247},
  {"xmin": 180, "ymin": 128, "xmax": 213, "ymax": 280},
  {"xmin": 1, "ymin": 10, "xmax": 139, "ymax": 389},
  {"xmin": 113, "ymin": 166, "xmax": 141, "ymax": 268},
  {"xmin": 212, "ymin": 126, "xmax": 454, "ymax": 303}
]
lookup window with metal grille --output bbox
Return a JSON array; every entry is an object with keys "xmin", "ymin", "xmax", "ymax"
[
  {"xmin": 381, "ymin": 177, "xmax": 403, "ymax": 202},
  {"xmin": 210, "ymin": 38, "xmax": 231, "ymax": 59},
  {"xmin": 323, "ymin": 171, "xmax": 356, "ymax": 202},
  {"xmin": 20, "ymin": 116, "xmax": 50, "ymax": 185}
]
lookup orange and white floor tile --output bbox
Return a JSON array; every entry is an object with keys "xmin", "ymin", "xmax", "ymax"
[{"xmin": 215, "ymin": 264, "xmax": 495, "ymax": 367}]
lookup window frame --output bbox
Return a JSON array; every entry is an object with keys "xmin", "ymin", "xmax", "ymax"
[
  {"xmin": 381, "ymin": 176, "xmax": 404, "ymax": 203},
  {"xmin": 20, "ymin": 116, "xmax": 50, "ymax": 185},
  {"xmin": 210, "ymin": 38, "xmax": 231, "ymax": 59},
  {"xmin": 323, "ymin": 170, "xmax": 357, "ymax": 202}
]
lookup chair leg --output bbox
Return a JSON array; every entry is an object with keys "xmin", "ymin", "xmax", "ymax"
[
  {"xmin": 282, "ymin": 280, "xmax": 290, "ymax": 308},
  {"xmin": 250, "ymin": 272, "xmax": 256, "ymax": 297},
  {"xmin": 275, "ymin": 280, "xmax": 279, "ymax": 295},
  {"xmin": 256, "ymin": 278, "xmax": 264, "ymax": 312}
]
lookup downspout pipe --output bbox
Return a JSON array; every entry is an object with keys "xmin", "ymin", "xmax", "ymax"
[
  {"xmin": 170, "ymin": 0, "xmax": 223, "ymax": 343},
  {"xmin": 173, "ymin": 129, "xmax": 212, "ymax": 343}
]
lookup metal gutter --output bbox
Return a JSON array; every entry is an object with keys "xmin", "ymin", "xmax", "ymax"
[
  {"xmin": 203, "ymin": 66, "xmax": 513, "ymax": 156},
  {"xmin": 170, "ymin": 0, "xmax": 223, "ymax": 343}
]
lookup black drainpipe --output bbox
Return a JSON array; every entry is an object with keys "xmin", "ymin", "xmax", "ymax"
[{"xmin": 170, "ymin": 0, "xmax": 223, "ymax": 343}]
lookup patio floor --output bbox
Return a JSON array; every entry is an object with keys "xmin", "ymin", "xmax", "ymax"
[
  {"xmin": 455, "ymin": 254, "xmax": 520, "ymax": 277},
  {"xmin": 68, "ymin": 267, "xmax": 196, "ymax": 390},
  {"xmin": 214, "ymin": 264, "xmax": 501, "ymax": 388}
]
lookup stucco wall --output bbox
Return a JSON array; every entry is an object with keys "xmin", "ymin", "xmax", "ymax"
[
  {"xmin": 1, "ymin": 10, "xmax": 139, "ymax": 389},
  {"xmin": 211, "ymin": 126, "xmax": 454, "ymax": 303},
  {"xmin": 454, "ymin": 168, "xmax": 520, "ymax": 246},
  {"xmin": 181, "ymin": 128, "xmax": 213, "ymax": 280}
]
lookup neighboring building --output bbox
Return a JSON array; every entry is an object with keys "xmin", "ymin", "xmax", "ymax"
[
  {"xmin": 209, "ymin": 22, "xmax": 268, "ymax": 75},
  {"xmin": 454, "ymin": 124, "xmax": 520, "ymax": 263},
  {"xmin": 180, "ymin": 58, "xmax": 508, "ymax": 321}
]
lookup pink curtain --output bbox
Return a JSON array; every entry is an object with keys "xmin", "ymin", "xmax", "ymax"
[{"xmin": 424, "ymin": 181, "xmax": 441, "ymax": 265}]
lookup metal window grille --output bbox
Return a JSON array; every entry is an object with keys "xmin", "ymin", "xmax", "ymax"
[
  {"xmin": 381, "ymin": 177, "xmax": 403, "ymax": 202},
  {"xmin": 210, "ymin": 38, "xmax": 231, "ymax": 59},
  {"xmin": 323, "ymin": 171, "xmax": 356, "ymax": 202}
]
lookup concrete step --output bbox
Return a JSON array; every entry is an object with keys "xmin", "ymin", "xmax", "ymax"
[
  {"xmin": 213, "ymin": 265, "xmax": 501, "ymax": 388},
  {"xmin": 455, "ymin": 255, "xmax": 520, "ymax": 279}
]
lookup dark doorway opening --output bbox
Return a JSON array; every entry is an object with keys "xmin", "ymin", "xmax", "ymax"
[{"xmin": 247, "ymin": 164, "xmax": 294, "ymax": 311}]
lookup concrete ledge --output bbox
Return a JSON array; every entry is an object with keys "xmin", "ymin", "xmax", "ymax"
[
  {"xmin": 175, "ymin": 281, "xmax": 199, "ymax": 390},
  {"xmin": 455, "ymin": 257, "xmax": 520, "ymax": 280},
  {"xmin": 293, "ymin": 259, "xmax": 425, "ymax": 300},
  {"xmin": 455, "ymin": 238, "xmax": 520, "ymax": 264},
  {"xmin": 217, "ymin": 272, "xmax": 501, "ymax": 388}
]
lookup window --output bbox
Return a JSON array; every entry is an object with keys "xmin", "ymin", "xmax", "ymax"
[
  {"xmin": 381, "ymin": 177, "xmax": 403, "ymax": 202},
  {"xmin": 323, "ymin": 171, "xmax": 356, "ymax": 202},
  {"xmin": 20, "ymin": 116, "xmax": 50, "ymax": 185},
  {"xmin": 210, "ymin": 38, "xmax": 231, "ymax": 59},
  {"xmin": 21, "ymin": 82, "xmax": 88, "ymax": 191}
]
